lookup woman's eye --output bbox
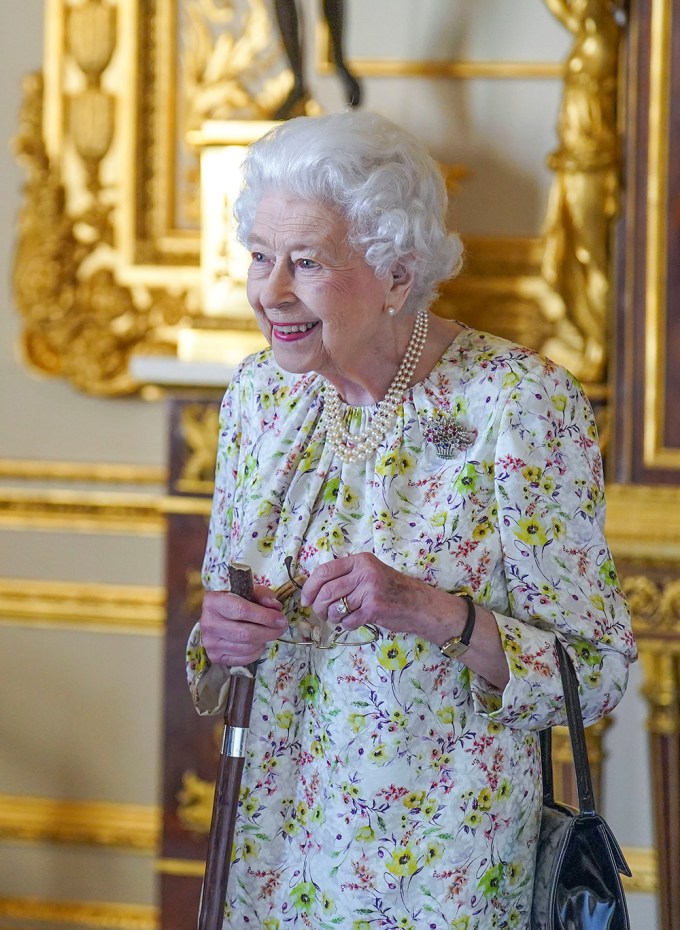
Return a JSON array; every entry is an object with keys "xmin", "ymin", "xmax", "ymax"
[
  {"xmin": 251, "ymin": 251, "xmax": 266, "ymax": 262},
  {"xmin": 297, "ymin": 258, "xmax": 319, "ymax": 270}
]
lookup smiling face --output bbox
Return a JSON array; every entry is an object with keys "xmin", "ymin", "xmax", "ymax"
[{"xmin": 245, "ymin": 193, "xmax": 413, "ymax": 404}]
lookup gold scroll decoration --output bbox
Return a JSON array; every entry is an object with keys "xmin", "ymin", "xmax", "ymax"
[
  {"xmin": 12, "ymin": 2, "xmax": 624, "ymax": 395},
  {"xmin": 12, "ymin": 2, "xmax": 188, "ymax": 396},
  {"xmin": 539, "ymin": 0, "xmax": 624, "ymax": 383},
  {"xmin": 624, "ymin": 575, "xmax": 680, "ymax": 736},
  {"xmin": 177, "ymin": 770, "xmax": 215, "ymax": 835},
  {"xmin": 175, "ymin": 404, "xmax": 220, "ymax": 495},
  {"xmin": 183, "ymin": 0, "xmax": 291, "ymax": 131}
]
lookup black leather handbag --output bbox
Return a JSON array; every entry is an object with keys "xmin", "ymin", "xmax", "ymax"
[{"xmin": 531, "ymin": 637, "xmax": 632, "ymax": 930}]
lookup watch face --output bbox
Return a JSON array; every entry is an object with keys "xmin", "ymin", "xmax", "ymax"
[{"xmin": 441, "ymin": 638, "xmax": 469, "ymax": 659}]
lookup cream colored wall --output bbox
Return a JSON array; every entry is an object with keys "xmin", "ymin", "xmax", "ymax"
[
  {"xmin": 0, "ymin": 1, "xmax": 658, "ymax": 927},
  {"xmin": 0, "ymin": 1, "xmax": 167, "ymax": 924}
]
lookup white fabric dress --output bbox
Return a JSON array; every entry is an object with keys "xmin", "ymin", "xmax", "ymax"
[{"xmin": 187, "ymin": 326, "xmax": 635, "ymax": 930}]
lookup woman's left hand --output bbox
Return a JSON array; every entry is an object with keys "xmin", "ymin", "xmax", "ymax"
[
  {"xmin": 301, "ymin": 552, "xmax": 510, "ymax": 690},
  {"xmin": 300, "ymin": 552, "xmax": 446, "ymax": 641}
]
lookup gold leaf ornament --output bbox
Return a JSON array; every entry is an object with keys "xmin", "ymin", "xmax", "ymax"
[
  {"xmin": 67, "ymin": 0, "xmax": 117, "ymax": 78},
  {"xmin": 69, "ymin": 88, "xmax": 115, "ymax": 164}
]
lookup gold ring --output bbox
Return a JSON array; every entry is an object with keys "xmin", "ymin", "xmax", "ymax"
[{"xmin": 335, "ymin": 596, "xmax": 351, "ymax": 616}]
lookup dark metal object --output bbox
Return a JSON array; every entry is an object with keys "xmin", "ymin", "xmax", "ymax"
[{"xmin": 197, "ymin": 563, "xmax": 257, "ymax": 930}]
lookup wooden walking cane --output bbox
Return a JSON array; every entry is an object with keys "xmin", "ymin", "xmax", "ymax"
[{"xmin": 197, "ymin": 562, "xmax": 258, "ymax": 930}]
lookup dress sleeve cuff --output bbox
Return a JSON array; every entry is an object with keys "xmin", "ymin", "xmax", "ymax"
[
  {"xmin": 186, "ymin": 621, "xmax": 231, "ymax": 715},
  {"xmin": 470, "ymin": 611, "xmax": 588, "ymax": 730},
  {"xmin": 191, "ymin": 663, "xmax": 232, "ymax": 716},
  {"xmin": 468, "ymin": 609, "xmax": 555, "ymax": 725},
  {"xmin": 468, "ymin": 610, "xmax": 630, "ymax": 730}
]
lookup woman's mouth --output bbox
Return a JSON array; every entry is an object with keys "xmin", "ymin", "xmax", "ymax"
[{"xmin": 271, "ymin": 321, "xmax": 319, "ymax": 341}]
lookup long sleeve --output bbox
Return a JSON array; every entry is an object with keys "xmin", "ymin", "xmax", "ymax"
[
  {"xmin": 185, "ymin": 372, "xmax": 244, "ymax": 714},
  {"xmin": 469, "ymin": 360, "xmax": 636, "ymax": 728}
]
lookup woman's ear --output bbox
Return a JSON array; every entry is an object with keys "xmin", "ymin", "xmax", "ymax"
[{"xmin": 386, "ymin": 260, "xmax": 415, "ymax": 313}]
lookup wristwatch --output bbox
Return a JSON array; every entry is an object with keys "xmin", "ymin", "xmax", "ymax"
[{"xmin": 440, "ymin": 594, "xmax": 476, "ymax": 659}]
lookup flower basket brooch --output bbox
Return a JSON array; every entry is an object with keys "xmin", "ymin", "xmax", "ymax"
[{"xmin": 423, "ymin": 409, "xmax": 476, "ymax": 459}]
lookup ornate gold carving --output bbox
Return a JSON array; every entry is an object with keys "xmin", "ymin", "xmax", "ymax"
[
  {"xmin": 623, "ymin": 576, "xmax": 680, "ymax": 637},
  {"xmin": 67, "ymin": 0, "xmax": 117, "ymax": 178},
  {"xmin": 12, "ymin": 66, "xmax": 187, "ymax": 396},
  {"xmin": 183, "ymin": 0, "xmax": 290, "ymax": 129},
  {"xmin": 0, "ymin": 578, "xmax": 164, "ymax": 634},
  {"xmin": 176, "ymin": 770, "xmax": 215, "ymax": 835},
  {"xmin": 184, "ymin": 568, "xmax": 206, "ymax": 618},
  {"xmin": 176, "ymin": 403, "xmax": 220, "ymax": 493},
  {"xmin": 539, "ymin": 0, "xmax": 624, "ymax": 383},
  {"xmin": 13, "ymin": 3, "xmax": 622, "ymax": 394},
  {"xmin": 623, "ymin": 574, "xmax": 680, "ymax": 735},
  {"xmin": 0, "ymin": 793, "xmax": 159, "ymax": 850}
]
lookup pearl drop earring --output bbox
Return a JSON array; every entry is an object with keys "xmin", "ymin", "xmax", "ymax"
[{"xmin": 387, "ymin": 306, "xmax": 397, "ymax": 316}]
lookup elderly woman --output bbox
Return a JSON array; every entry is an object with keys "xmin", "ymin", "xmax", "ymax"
[{"xmin": 187, "ymin": 111, "xmax": 635, "ymax": 927}]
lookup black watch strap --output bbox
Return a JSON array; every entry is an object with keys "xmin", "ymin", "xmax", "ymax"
[{"xmin": 440, "ymin": 594, "xmax": 476, "ymax": 659}]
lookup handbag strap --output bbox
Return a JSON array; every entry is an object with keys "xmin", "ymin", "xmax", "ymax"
[{"xmin": 540, "ymin": 637, "xmax": 596, "ymax": 815}]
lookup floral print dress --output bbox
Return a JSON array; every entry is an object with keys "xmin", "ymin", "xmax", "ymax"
[{"xmin": 186, "ymin": 326, "xmax": 635, "ymax": 930}]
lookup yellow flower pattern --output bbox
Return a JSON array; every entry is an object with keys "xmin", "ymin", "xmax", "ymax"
[{"xmin": 187, "ymin": 329, "xmax": 635, "ymax": 928}]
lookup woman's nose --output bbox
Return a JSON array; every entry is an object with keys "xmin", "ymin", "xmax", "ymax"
[{"xmin": 261, "ymin": 259, "xmax": 294, "ymax": 308}]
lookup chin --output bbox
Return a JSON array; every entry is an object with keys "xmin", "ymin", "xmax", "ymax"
[{"xmin": 273, "ymin": 355, "xmax": 316, "ymax": 375}]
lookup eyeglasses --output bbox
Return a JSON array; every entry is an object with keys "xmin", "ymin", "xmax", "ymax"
[{"xmin": 272, "ymin": 557, "xmax": 379, "ymax": 649}]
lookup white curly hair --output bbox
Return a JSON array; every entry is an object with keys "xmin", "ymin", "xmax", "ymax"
[{"xmin": 234, "ymin": 110, "xmax": 464, "ymax": 314}]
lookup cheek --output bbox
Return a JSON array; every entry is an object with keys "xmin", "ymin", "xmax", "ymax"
[{"xmin": 246, "ymin": 276, "xmax": 262, "ymax": 309}]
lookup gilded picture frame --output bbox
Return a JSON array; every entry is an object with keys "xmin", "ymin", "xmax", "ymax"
[{"xmin": 12, "ymin": 0, "xmax": 624, "ymax": 397}]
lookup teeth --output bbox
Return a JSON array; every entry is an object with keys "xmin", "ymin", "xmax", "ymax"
[{"xmin": 276, "ymin": 322, "xmax": 316, "ymax": 334}]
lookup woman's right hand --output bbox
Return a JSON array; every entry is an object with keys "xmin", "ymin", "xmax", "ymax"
[{"xmin": 199, "ymin": 586, "xmax": 288, "ymax": 667}]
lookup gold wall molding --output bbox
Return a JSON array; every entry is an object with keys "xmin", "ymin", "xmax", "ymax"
[
  {"xmin": 11, "ymin": 1, "xmax": 622, "ymax": 395},
  {"xmin": 156, "ymin": 857, "xmax": 205, "ymax": 877},
  {"xmin": 0, "ymin": 897, "xmax": 157, "ymax": 930},
  {"xmin": 0, "ymin": 459, "xmax": 165, "ymax": 486},
  {"xmin": 604, "ymin": 483, "xmax": 680, "ymax": 560},
  {"xmin": 643, "ymin": 0, "xmax": 679, "ymax": 470},
  {"xmin": 319, "ymin": 55, "xmax": 564, "ymax": 81},
  {"xmin": 0, "ymin": 578, "xmax": 164, "ymax": 634},
  {"xmin": 0, "ymin": 794, "xmax": 159, "ymax": 851},
  {"xmin": 0, "ymin": 458, "xmax": 168, "ymax": 534},
  {"xmin": 160, "ymin": 496, "xmax": 212, "ymax": 516},
  {"xmin": 0, "ymin": 488, "xmax": 164, "ymax": 534},
  {"xmin": 621, "ymin": 847, "xmax": 658, "ymax": 894},
  {"xmin": 317, "ymin": 7, "xmax": 566, "ymax": 79}
]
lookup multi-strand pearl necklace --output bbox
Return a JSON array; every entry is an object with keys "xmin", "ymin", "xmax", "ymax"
[{"xmin": 324, "ymin": 309, "xmax": 429, "ymax": 463}]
